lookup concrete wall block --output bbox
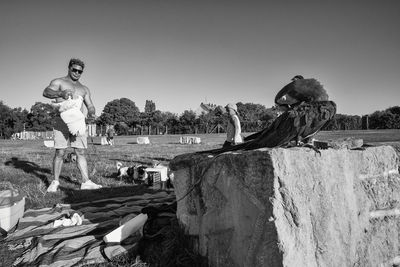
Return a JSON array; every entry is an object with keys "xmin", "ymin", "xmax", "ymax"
[
  {"xmin": 361, "ymin": 173, "xmax": 400, "ymax": 210},
  {"xmin": 170, "ymin": 145, "xmax": 400, "ymax": 267}
]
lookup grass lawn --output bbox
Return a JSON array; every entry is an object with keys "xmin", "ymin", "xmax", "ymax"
[
  {"xmin": 1, "ymin": 130, "xmax": 400, "ymax": 266},
  {"xmin": 0, "ymin": 134, "xmax": 226, "ymax": 267},
  {"xmin": 0, "ymin": 134, "xmax": 226, "ymax": 210},
  {"xmin": 315, "ymin": 129, "xmax": 400, "ymax": 144}
]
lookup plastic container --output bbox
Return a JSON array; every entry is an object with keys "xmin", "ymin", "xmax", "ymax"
[
  {"xmin": 136, "ymin": 137, "xmax": 150, "ymax": 144},
  {"xmin": 145, "ymin": 166, "xmax": 168, "ymax": 182},
  {"xmin": 0, "ymin": 189, "xmax": 25, "ymax": 232},
  {"xmin": 43, "ymin": 140, "xmax": 55, "ymax": 148}
]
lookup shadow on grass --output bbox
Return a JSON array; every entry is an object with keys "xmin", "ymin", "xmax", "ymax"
[
  {"xmin": 102, "ymin": 172, "xmax": 133, "ymax": 184},
  {"xmin": 61, "ymin": 175, "xmax": 80, "ymax": 186},
  {"xmin": 103, "ymin": 172, "xmax": 119, "ymax": 179},
  {"xmin": 109, "ymin": 158, "xmax": 154, "ymax": 166},
  {"xmin": 4, "ymin": 157, "xmax": 81, "ymax": 187},
  {"xmin": 144, "ymin": 156, "xmax": 172, "ymax": 162},
  {"xmin": 4, "ymin": 157, "xmax": 51, "ymax": 186},
  {"xmin": 61, "ymin": 184, "xmax": 171, "ymax": 205}
]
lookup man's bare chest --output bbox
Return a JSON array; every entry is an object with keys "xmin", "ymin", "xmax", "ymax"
[{"xmin": 60, "ymin": 83, "xmax": 85, "ymax": 97}]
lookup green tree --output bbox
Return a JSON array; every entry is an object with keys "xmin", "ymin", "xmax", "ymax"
[
  {"xmin": 385, "ymin": 106, "xmax": 400, "ymax": 129},
  {"xmin": 11, "ymin": 107, "xmax": 29, "ymax": 132},
  {"xmin": 0, "ymin": 101, "xmax": 13, "ymax": 138},
  {"xmin": 236, "ymin": 102, "xmax": 272, "ymax": 132},
  {"xmin": 27, "ymin": 102, "xmax": 58, "ymax": 131},
  {"xmin": 139, "ymin": 100, "xmax": 159, "ymax": 134},
  {"xmin": 98, "ymin": 98, "xmax": 140, "ymax": 131},
  {"xmin": 179, "ymin": 110, "xmax": 197, "ymax": 134},
  {"xmin": 323, "ymin": 114, "xmax": 362, "ymax": 130},
  {"xmin": 387, "ymin": 106, "xmax": 400, "ymax": 116},
  {"xmin": 0, "ymin": 101, "xmax": 32, "ymax": 138},
  {"xmin": 144, "ymin": 100, "xmax": 156, "ymax": 113},
  {"xmin": 236, "ymin": 102, "xmax": 267, "ymax": 121},
  {"xmin": 163, "ymin": 112, "xmax": 179, "ymax": 134},
  {"xmin": 114, "ymin": 121, "xmax": 130, "ymax": 135},
  {"xmin": 151, "ymin": 110, "xmax": 166, "ymax": 135},
  {"xmin": 368, "ymin": 107, "xmax": 400, "ymax": 129},
  {"xmin": 197, "ymin": 108, "xmax": 225, "ymax": 134}
]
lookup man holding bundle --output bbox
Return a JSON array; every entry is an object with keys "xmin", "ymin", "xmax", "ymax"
[{"xmin": 43, "ymin": 58, "xmax": 102, "ymax": 192}]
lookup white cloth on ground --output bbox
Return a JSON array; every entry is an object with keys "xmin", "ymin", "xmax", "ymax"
[{"xmin": 53, "ymin": 213, "xmax": 83, "ymax": 228}]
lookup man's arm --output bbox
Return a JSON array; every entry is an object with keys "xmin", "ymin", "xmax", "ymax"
[
  {"xmin": 43, "ymin": 79, "xmax": 73, "ymax": 100},
  {"xmin": 83, "ymin": 86, "xmax": 96, "ymax": 119}
]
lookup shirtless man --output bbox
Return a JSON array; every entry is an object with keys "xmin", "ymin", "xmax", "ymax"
[{"xmin": 43, "ymin": 58, "xmax": 102, "ymax": 192}]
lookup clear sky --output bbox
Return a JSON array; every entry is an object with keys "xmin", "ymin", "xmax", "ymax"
[{"xmin": 0, "ymin": 0, "xmax": 399, "ymax": 116}]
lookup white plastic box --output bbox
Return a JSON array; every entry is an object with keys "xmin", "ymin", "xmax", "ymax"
[
  {"xmin": 101, "ymin": 136, "xmax": 109, "ymax": 145},
  {"xmin": 43, "ymin": 140, "xmax": 55, "ymax": 148},
  {"xmin": 103, "ymin": 213, "xmax": 148, "ymax": 243},
  {"xmin": 179, "ymin": 136, "xmax": 201, "ymax": 144},
  {"xmin": 145, "ymin": 166, "xmax": 169, "ymax": 182},
  {"xmin": 0, "ymin": 190, "xmax": 25, "ymax": 232},
  {"xmin": 137, "ymin": 137, "xmax": 150, "ymax": 144}
]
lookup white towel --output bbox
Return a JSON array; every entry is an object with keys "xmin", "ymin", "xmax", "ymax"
[{"xmin": 52, "ymin": 96, "xmax": 86, "ymax": 136}]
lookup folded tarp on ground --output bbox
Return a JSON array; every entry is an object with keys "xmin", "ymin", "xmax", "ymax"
[{"xmin": 6, "ymin": 192, "xmax": 175, "ymax": 267}]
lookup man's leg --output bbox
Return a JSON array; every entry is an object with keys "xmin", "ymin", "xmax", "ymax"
[
  {"xmin": 47, "ymin": 148, "xmax": 65, "ymax": 192},
  {"xmin": 49, "ymin": 117, "xmax": 69, "ymax": 193},
  {"xmin": 72, "ymin": 134, "xmax": 102, "ymax": 189},
  {"xmin": 74, "ymin": 148, "xmax": 90, "ymax": 183},
  {"xmin": 54, "ymin": 149, "xmax": 65, "ymax": 180},
  {"xmin": 74, "ymin": 147, "xmax": 102, "ymax": 190}
]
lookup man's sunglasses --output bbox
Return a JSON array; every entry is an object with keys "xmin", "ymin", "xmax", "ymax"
[{"xmin": 71, "ymin": 68, "xmax": 83, "ymax": 74}]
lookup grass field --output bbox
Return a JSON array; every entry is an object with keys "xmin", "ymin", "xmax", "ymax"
[
  {"xmin": 1, "ymin": 130, "xmax": 400, "ymax": 266},
  {"xmin": 315, "ymin": 129, "xmax": 400, "ymax": 144},
  {"xmin": 0, "ymin": 133, "xmax": 228, "ymax": 210}
]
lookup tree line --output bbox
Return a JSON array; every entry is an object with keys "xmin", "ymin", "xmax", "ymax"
[{"xmin": 1, "ymin": 98, "xmax": 399, "ymax": 138}]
